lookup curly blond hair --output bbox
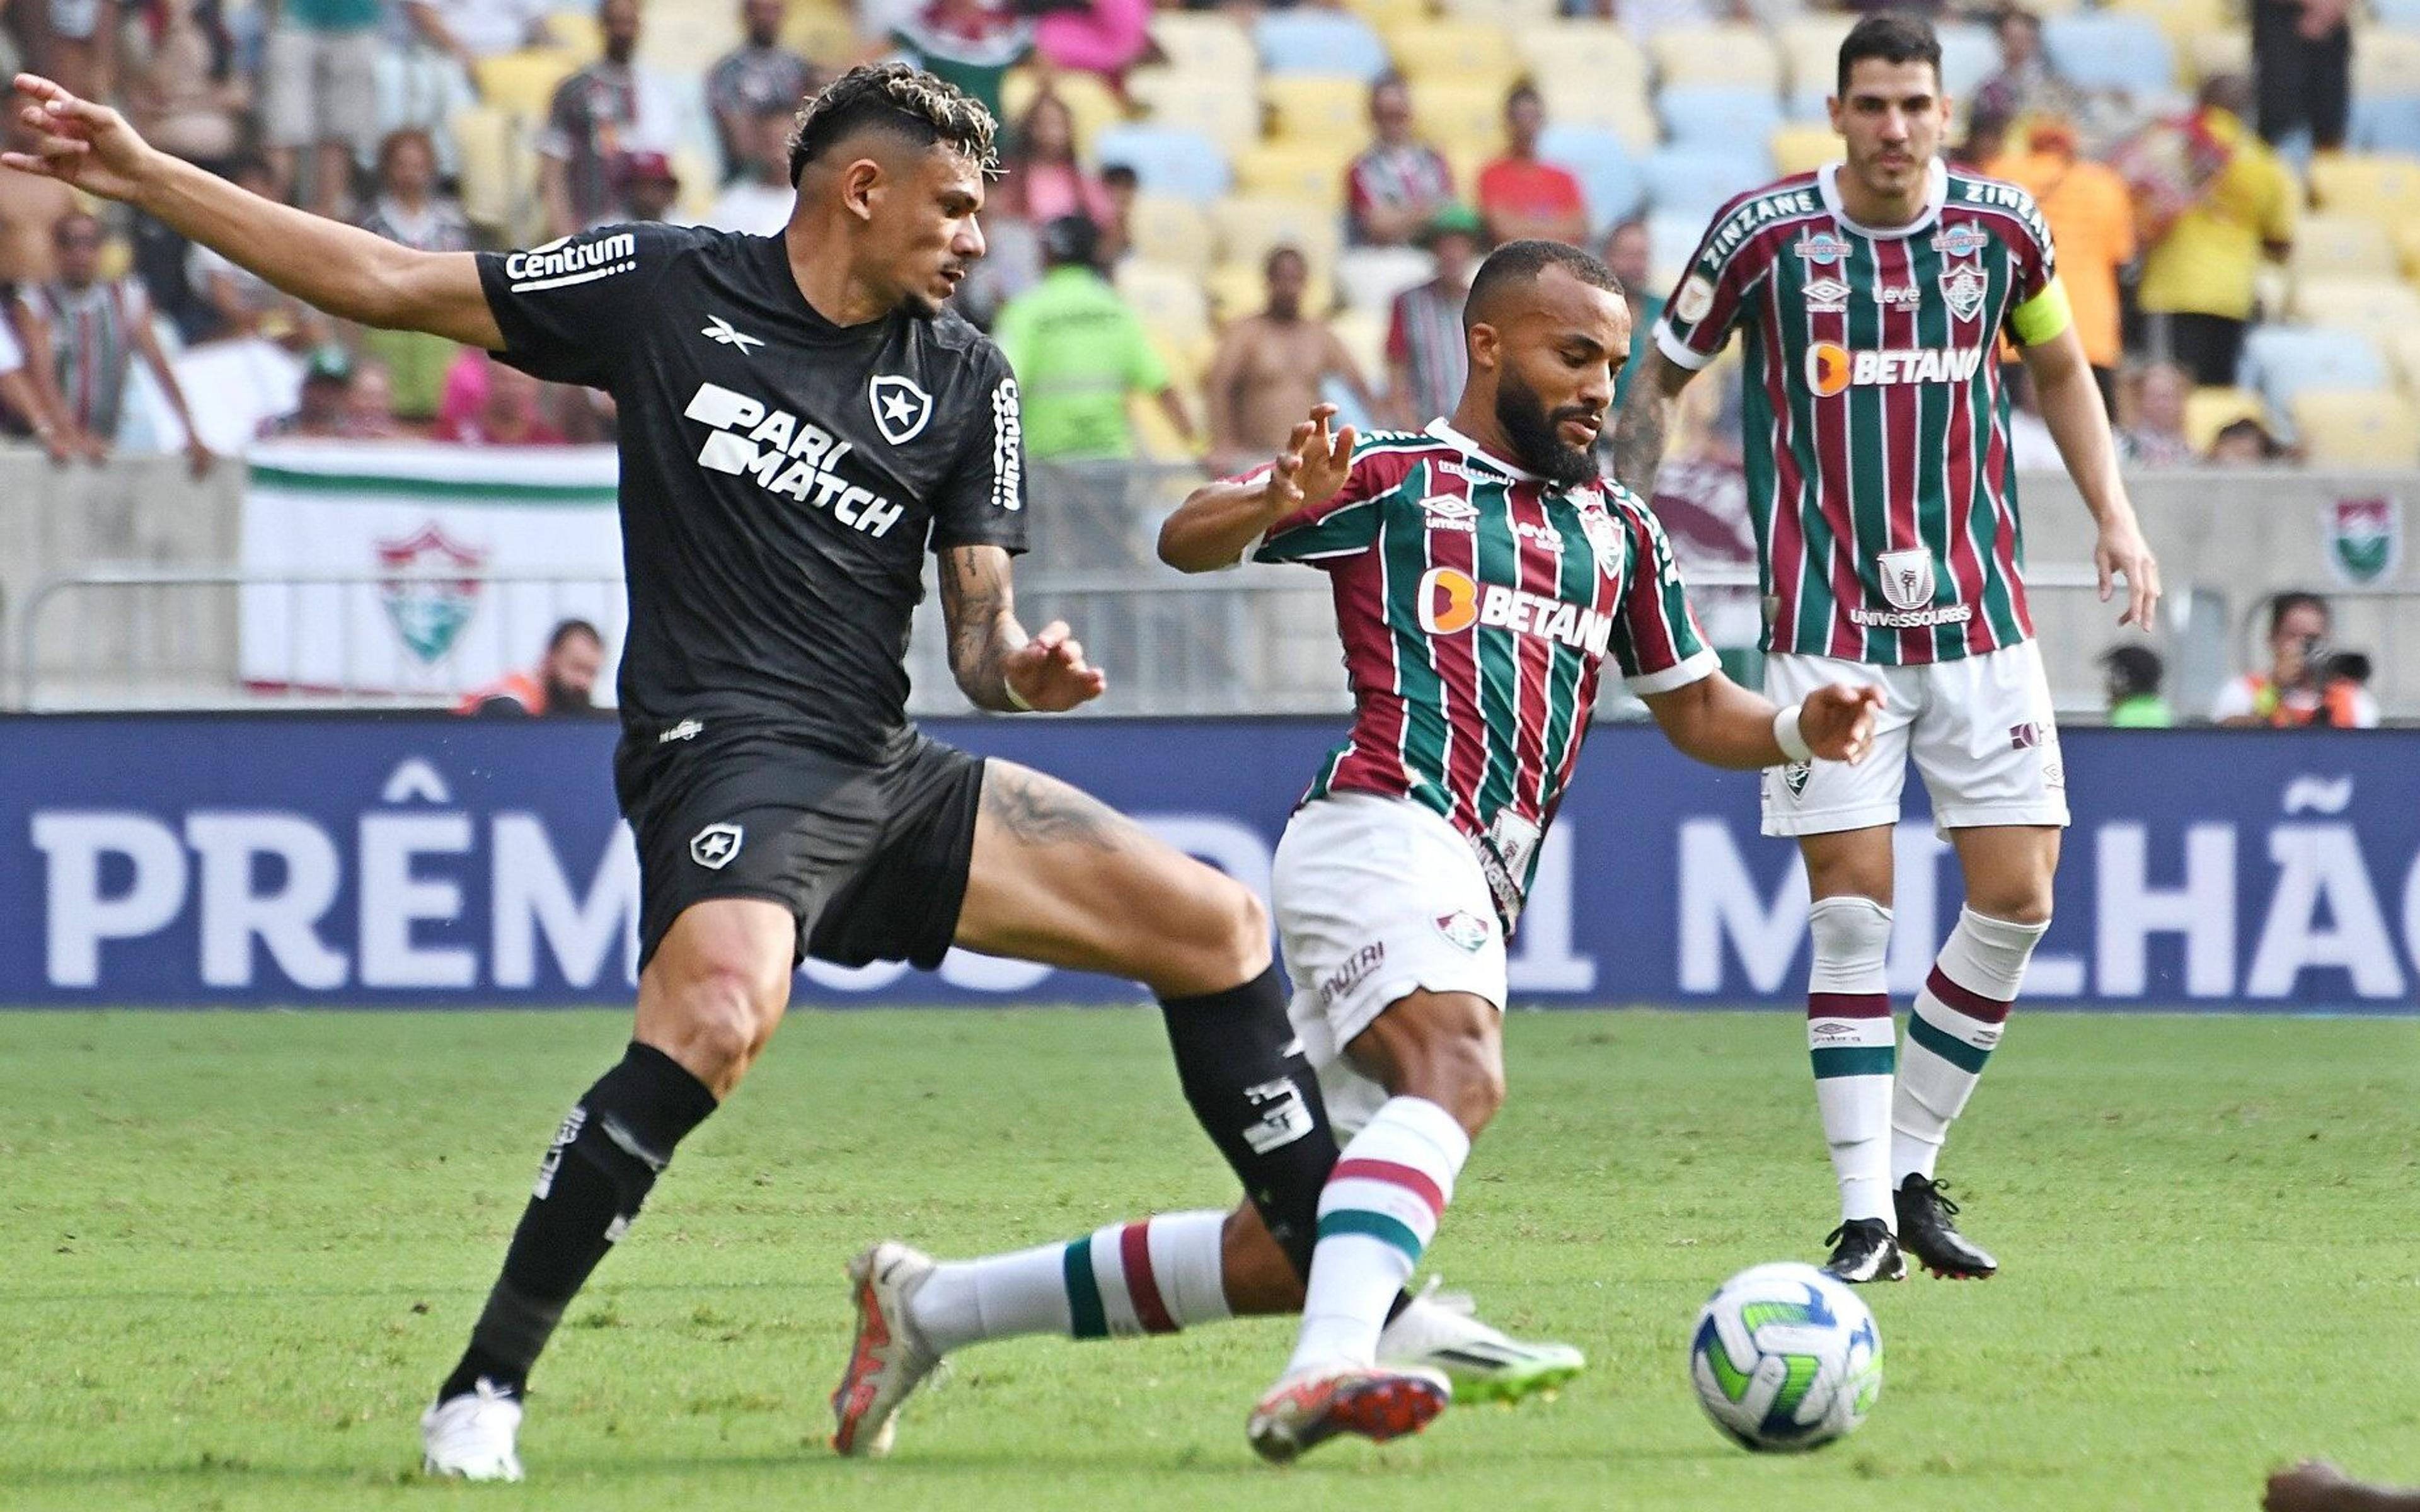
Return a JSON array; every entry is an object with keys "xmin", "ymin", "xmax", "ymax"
[{"xmin": 787, "ymin": 62, "xmax": 1001, "ymax": 186}]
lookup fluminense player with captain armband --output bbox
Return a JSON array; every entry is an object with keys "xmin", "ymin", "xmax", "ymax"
[{"xmin": 1610, "ymin": 16, "xmax": 2162, "ymax": 1285}]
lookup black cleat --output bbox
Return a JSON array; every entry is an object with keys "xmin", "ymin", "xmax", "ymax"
[
  {"xmin": 1821, "ymin": 1218, "xmax": 1906, "ymax": 1284},
  {"xmin": 1896, "ymin": 1175, "xmax": 1998, "ymax": 1279}
]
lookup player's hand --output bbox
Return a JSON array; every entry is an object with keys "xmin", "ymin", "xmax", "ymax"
[
  {"xmin": 3, "ymin": 74, "xmax": 163, "ymax": 203},
  {"xmin": 2095, "ymin": 518, "xmax": 2161, "ymax": 631},
  {"xmin": 1798, "ymin": 683, "xmax": 1884, "ymax": 764},
  {"xmin": 1002, "ymin": 621, "xmax": 1107, "ymax": 713},
  {"xmin": 1259, "ymin": 403, "xmax": 1356, "ymax": 520}
]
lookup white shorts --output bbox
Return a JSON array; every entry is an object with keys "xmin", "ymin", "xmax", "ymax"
[
  {"xmin": 1760, "ymin": 642, "xmax": 2070, "ymax": 837},
  {"xmin": 1274, "ymin": 792, "xmax": 1506, "ymax": 1136}
]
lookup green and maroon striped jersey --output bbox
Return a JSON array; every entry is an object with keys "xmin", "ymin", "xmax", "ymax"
[
  {"xmin": 1248, "ymin": 421, "xmax": 1715, "ymax": 924},
  {"xmin": 1654, "ymin": 159, "xmax": 2063, "ymax": 665}
]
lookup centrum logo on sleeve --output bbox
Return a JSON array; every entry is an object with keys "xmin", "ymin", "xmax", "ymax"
[
  {"xmin": 684, "ymin": 382, "xmax": 907, "ymax": 537},
  {"xmin": 506, "ymin": 232, "xmax": 637, "ymax": 292}
]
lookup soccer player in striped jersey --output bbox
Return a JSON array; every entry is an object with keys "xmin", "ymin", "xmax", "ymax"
[
  {"xmin": 826, "ymin": 240, "xmax": 1880, "ymax": 1465},
  {"xmin": 1609, "ymin": 15, "xmax": 2162, "ymax": 1285}
]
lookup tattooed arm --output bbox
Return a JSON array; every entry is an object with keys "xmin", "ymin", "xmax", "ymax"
[
  {"xmin": 1606, "ymin": 348, "xmax": 1695, "ymax": 500},
  {"xmin": 936, "ymin": 545, "xmax": 1108, "ymax": 714}
]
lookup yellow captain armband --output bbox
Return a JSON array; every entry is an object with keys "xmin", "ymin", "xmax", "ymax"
[{"xmin": 2008, "ymin": 274, "xmax": 2073, "ymax": 347}]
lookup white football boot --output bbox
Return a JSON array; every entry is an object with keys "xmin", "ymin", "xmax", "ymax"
[
  {"xmin": 829, "ymin": 1241, "xmax": 942, "ymax": 1458},
  {"xmin": 1247, "ymin": 1360, "xmax": 1452, "ymax": 1463},
  {"xmin": 1376, "ymin": 1280, "xmax": 1586, "ymax": 1404},
  {"xmin": 420, "ymin": 1378, "xmax": 525, "ymax": 1482}
]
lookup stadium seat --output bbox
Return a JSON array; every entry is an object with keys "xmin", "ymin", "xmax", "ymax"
[
  {"xmin": 2292, "ymin": 276, "xmax": 2420, "ymax": 331},
  {"xmin": 2042, "ymin": 14, "xmax": 2175, "ymax": 94},
  {"xmin": 2374, "ymin": 0, "xmax": 2420, "ymax": 25},
  {"xmin": 2306, "ymin": 152, "xmax": 2420, "ymax": 226},
  {"xmin": 1644, "ymin": 211, "xmax": 1708, "ymax": 297},
  {"xmin": 1438, "ymin": 0, "xmax": 1556, "ymax": 27},
  {"xmin": 1233, "ymin": 139, "xmax": 1356, "ymax": 208},
  {"xmin": 1116, "ymin": 259, "xmax": 1214, "ymax": 350},
  {"xmin": 1208, "ymin": 258, "xmax": 1328, "ymax": 323},
  {"xmin": 1536, "ymin": 76, "xmax": 1659, "ymax": 155},
  {"xmin": 450, "ymin": 106, "xmax": 533, "ymax": 239},
  {"xmin": 2183, "ymin": 386, "xmax": 2266, "ymax": 454},
  {"xmin": 1388, "ymin": 21, "xmax": 1520, "ymax": 85},
  {"xmin": 2353, "ymin": 30, "xmax": 2420, "ymax": 105},
  {"xmin": 1342, "ymin": 0, "xmax": 1432, "ymax": 38},
  {"xmin": 1254, "ymin": 10, "xmax": 1392, "ymax": 81},
  {"xmin": 2351, "ymin": 94, "xmax": 2420, "ymax": 155},
  {"xmin": 2238, "ymin": 324, "xmax": 2389, "ymax": 411},
  {"xmin": 1124, "ymin": 193, "xmax": 1214, "ymax": 277},
  {"xmin": 1209, "ymin": 195, "xmax": 1346, "ymax": 285},
  {"xmin": 780, "ymin": 3, "xmax": 858, "ymax": 67},
  {"xmin": 2187, "ymin": 30, "xmax": 2251, "ymax": 88},
  {"xmin": 1093, "ymin": 124, "xmax": 1232, "ymax": 203},
  {"xmin": 2382, "ymin": 328, "xmax": 2420, "ymax": 403},
  {"xmin": 1648, "ymin": 25, "xmax": 1783, "ymax": 92},
  {"xmin": 637, "ymin": 4, "xmax": 735, "ymax": 82},
  {"xmin": 1412, "ymin": 79, "xmax": 1512, "ymax": 154},
  {"xmin": 1936, "ymin": 21, "xmax": 2000, "ymax": 103},
  {"xmin": 2290, "ymin": 389, "xmax": 2419, "ymax": 466},
  {"xmin": 1777, "ymin": 15, "xmax": 1857, "ymax": 106},
  {"xmin": 1657, "ymin": 84, "xmax": 1784, "ymax": 151},
  {"xmin": 1148, "ymin": 11, "xmax": 1259, "ymax": 81},
  {"xmin": 1128, "ymin": 67, "xmax": 1260, "ymax": 153},
  {"xmin": 1770, "ymin": 123, "xmax": 1840, "ymax": 177},
  {"xmin": 2290, "ymin": 214, "xmax": 2400, "ymax": 282},
  {"xmin": 1538, "ymin": 123, "xmax": 1647, "ymax": 231},
  {"xmin": 1263, "ymin": 74, "xmax": 1371, "ymax": 145},
  {"xmin": 1329, "ymin": 306, "xmax": 1390, "ymax": 390},
  {"xmin": 544, "ymin": 8, "xmax": 602, "ymax": 56},
  {"xmin": 1642, "ymin": 144, "xmax": 1775, "ymax": 224},
  {"xmin": 471, "ymin": 50, "xmax": 583, "ymax": 120},
  {"xmin": 1337, "ymin": 244, "xmax": 1436, "ymax": 317},
  {"xmin": 1514, "ymin": 21, "xmax": 1649, "ymax": 96},
  {"xmin": 1000, "ymin": 69, "xmax": 1128, "ymax": 151},
  {"xmin": 2108, "ymin": 0, "xmax": 2228, "ymax": 64},
  {"xmin": 2398, "ymin": 220, "xmax": 2420, "ymax": 282}
]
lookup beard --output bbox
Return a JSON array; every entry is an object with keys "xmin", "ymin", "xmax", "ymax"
[{"xmin": 1494, "ymin": 368, "xmax": 1600, "ymax": 487}]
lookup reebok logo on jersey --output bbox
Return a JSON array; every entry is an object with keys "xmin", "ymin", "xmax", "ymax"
[
  {"xmin": 505, "ymin": 232, "xmax": 637, "ymax": 292},
  {"xmin": 701, "ymin": 315, "xmax": 763, "ymax": 352},
  {"xmin": 1416, "ymin": 567, "xmax": 1613, "ymax": 653},
  {"xmin": 1805, "ymin": 343, "xmax": 1986, "ymax": 397},
  {"xmin": 684, "ymin": 382, "xmax": 906, "ymax": 537}
]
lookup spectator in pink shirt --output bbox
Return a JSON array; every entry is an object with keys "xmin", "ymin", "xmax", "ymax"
[
  {"xmin": 995, "ymin": 92, "xmax": 1112, "ymax": 228},
  {"xmin": 1035, "ymin": 0, "xmax": 1150, "ymax": 82}
]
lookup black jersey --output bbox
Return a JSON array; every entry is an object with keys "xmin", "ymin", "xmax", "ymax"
[{"xmin": 476, "ymin": 222, "xmax": 1028, "ymax": 762}]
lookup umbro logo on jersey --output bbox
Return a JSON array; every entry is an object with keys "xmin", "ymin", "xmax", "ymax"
[
  {"xmin": 701, "ymin": 316, "xmax": 763, "ymax": 352},
  {"xmin": 869, "ymin": 374, "xmax": 933, "ymax": 446},
  {"xmin": 684, "ymin": 381, "xmax": 906, "ymax": 537},
  {"xmin": 1803, "ymin": 277, "xmax": 1850, "ymax": 314},
  {"xmin": 690, "ymin": 822, "xmax": 744, "ymax": 869},
  {"xmin": 1419, "ymin": 493, "xmax": 1478, "ymax": 532}
]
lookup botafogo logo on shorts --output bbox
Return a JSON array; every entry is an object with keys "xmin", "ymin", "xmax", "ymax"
[{"xmin": 690, "ymin": 823, "xmax": 744, "ymax": 870}]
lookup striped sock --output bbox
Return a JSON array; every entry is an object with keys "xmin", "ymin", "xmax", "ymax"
[
  {"xmin": 1807, "ymin": 896, "xmax": 1896, "ymax": 1226},
  {"xmin": 1893, "ymin": 908, "xmax": 2048, "ymax": 1186},
  {"xmin": 1286, "ymin": 1096, "xmax": 1469, "ymax": 1376},
  {"xmin": 907, "ymin": 1210, "xmax": 1230, "ymax": 1355}
]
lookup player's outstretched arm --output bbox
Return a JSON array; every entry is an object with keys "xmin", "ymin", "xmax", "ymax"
[
  {"xmin": 938, "ymin": 544, "xmax": 1107, "ymax": 714},
  {"xmin": 4, "ymin": 74, "xmax": 503, "ymax": 349},
  {"xmin": 1643, "ymin": 675, "xmax": 1882, "ymax": 770},
  {"xmin": 1157, "ymin": 403, "xmax": 1354, "ymax": 573},
  {"xmin": 2019, "ymin": 324, "xmax": 2161, "ymax": 630},
  {"xmin": 1606, "ymin": 348, "xmax": 1695, "ymax": 500}
]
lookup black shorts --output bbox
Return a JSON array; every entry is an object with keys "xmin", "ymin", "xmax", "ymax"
[{"xmin": 616, "ymin": 726, "xmax": 986, "ymax": 975}]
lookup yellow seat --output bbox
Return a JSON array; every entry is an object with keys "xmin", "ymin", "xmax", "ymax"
[
  {"xmin": 635, "ymin": 3, "xmax": 737, "ymax": 82},
  {"xmin": 1777, "ymin": 15, "xmax": 1857, "ymax": 102},
  {"xmin": 2291, "ymin": 276, "xmax": 2420, "ymax": 330},
  {"xmin": 451, "ymin": 105, "xmax": 538, "ymax": 239},
  {"xmin": 2307, "ymin": 153, "xmax": 2420, "ymax": 228},
  {"xmin": 1514, "ymin": 21, "xmax": 1649, "ymax": 94},
  {"xmin": 1129, "ymin": 66, "xmax": 1262, "ymax": 152},
  {"xmin": 1436, "ymin": 0, "xmax": 1556, "ymax": 27},
  {"xmin": 1148, "ymin": 11, "xmax": 1257, "ymax": 81},
  {"xmin": 1206, "ymin": 260, "xmax": 1269, "ymax": 324},
  {"xmin": 1536, "ymin": 76, "xmax": 1658, "ymax": 154},
  {"xmin": 1771, "ymin": 122, "xmax": 1841, "ymax": 177},
  {"xmin": 2184, "ymin": 386, "xmax": 2266, "ymax": 454},
  {"xmin": 1345, "ymin": 0, "xmax": 1434, "ymax": 36},
  {"xmin": 543, "ymin": 9, "xmax": 602, "ymax": 55},
  {"xmin": 1328, "ymin": 306, "xmax": 1389, "ymax": 388},
  {"xmin": 1125, "ymin": 192, "xmax": 1214, "ymax": 277},
  {"xmin": 2187, "ymin": 30, "xmax": 2250, "ymax": 85},
  {"xmin": 1116, "ymin": 260, "xmax": 1214, "ymax": 350},
  {"xmin": 1131, "ymin": 381, "xmax": 1202, "ymax": 461},
  {"xmin": 1000, "ymin": 69, "xmax": 1129, "ymax": 151},
  {"xmin": 1649, "ymin": 25, "xmax": 1783, "ymax": 91},
  {"xmin": 1264, "ymin": 75, "xmax": 1371, "ymax": 144},
  {"xmin": 1412, "ymin": 78, "xmax": 1512, "ymax": 155},
  {"xmin": 2382, "ymin": 328, "xmax": 2420, "ymax": 403},
  {"xmin": 2353, "ymin": 30, "xmax": 2420, "ymax": 101},
  {"xmin": 1209, "ymin": 194, "xmax": 1345, "ymax": 285},
  {"xmin": 2396, "ymin": 220, "xmax": 2420, "ymax": 283},
  {"xmin": 471, "ymin": 50, "xmax": 584, "ymax": 120},
  {"xmin": 780, "ymin": 3, "xmax": 860, "ymax": 68},
  {"xmin": 2291, "ymin": 388, "xmax": 2419, "ymax": 467},
  {"xmin": 1386, "ymin": 21, "xmax": 1519, "ymax": 84},
  {"xmin": 1233, "ymin": 140, "xmax": 1356, "ymax": 207},
  {"xmin": 2291, "ymin": 214, "xmax": 2399, "ymax": 282}
]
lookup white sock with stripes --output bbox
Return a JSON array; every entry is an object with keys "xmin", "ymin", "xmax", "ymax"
[
  {"xmin": 1285, "ymin": 1096, "xmax": 1469, "ymax": 1377},
  {"xmin": 908, "ymin": 1210, "xmax": 1231, "ymax": 1355},
  {"xmin": 1893, "ymin": 908, "xmax": 2047, "ymax": 1186},
  {"xmin": 1807, "ymin": 896, "xmax": 1896, "ymax": 1227}
]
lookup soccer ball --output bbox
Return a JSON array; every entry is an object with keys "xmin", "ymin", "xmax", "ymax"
[{"xmin": 1689, "ymin": 1262, "xmax": 1882, "ymax": 1452}]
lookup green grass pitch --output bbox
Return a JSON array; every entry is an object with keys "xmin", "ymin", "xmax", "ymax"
[{"xmin": 3, "ymin": 1007, "xmax": 2414, "ymax": 1512}]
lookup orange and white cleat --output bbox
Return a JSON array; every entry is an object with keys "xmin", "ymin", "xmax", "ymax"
[
  {"xmin": 1245, "ymin": 1362, "xmax": 1451, "ymax": 1464},
  {"xmin": 829, "ymin": 1241, "xmax": 941, "ymax": 1458}
]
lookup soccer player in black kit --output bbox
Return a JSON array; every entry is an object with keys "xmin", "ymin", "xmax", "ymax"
[{"xmin": 1, "ymin": 63, "xmax": 1514, "ymax": 1478}]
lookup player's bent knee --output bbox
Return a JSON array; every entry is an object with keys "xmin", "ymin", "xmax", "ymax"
[
  {"xmin": 1155, "ymin": 871, "xmax": 1272, "ymax": 995},
  {"xmin": 647, "ymin": 956, "xmax": 786, "ymax": 1087}
]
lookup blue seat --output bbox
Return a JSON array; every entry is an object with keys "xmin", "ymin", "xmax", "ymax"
[
  {"xmin": 2351, "ymin": 94, "xmax": 2420, "ymax": 154},
  {"xmin": 2372, "ymin": 0, "xmax": 2420, "ymax": 26},
  {"xmin": 1642, "ymin": 144, "xmax": 1774, "ymax": 224},
  {"xmin": 1657, "ymin": 84, "xmax": 1783, "ymax": 149},
  {"xmin": 1936, "ymin": 21, "xmax": 2000, "ymax": 101},
  {"xmin": 1092, "ymin": 125, "xmax": 1231, "ymax": 204},
  {"xmin": 1538, "ymin": 123, "xmax": 1646, "ymax": 231},
  {"xmin": 2237, "ymin": 325, "xmax": 2388, "ymax": 412},
  {"xmin": 1252, "ymin": 10, "xmax": 1391, "ymax": 81},
  {"xmin": 2042, "ymin": 14, "xmax": 2175, "ymax": 93}
]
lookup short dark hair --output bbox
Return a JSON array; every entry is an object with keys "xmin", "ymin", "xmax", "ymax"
[
  {"xmin": 1504, "ymin": 80, "xmax": 1541, "ymax": 113},
  {"xmin": 1464, "ymin": 239, "xmax": 1624, "ymax": 329},
  {"xmin": 547, "ymin": 618, "xmax": 603, "ymax": 654},
  {"xmin": 1838, "ymin": 14, "xmax": 1942, "ymax": 98},
  {"xmin": 1265, "ymin": 243, "xmax": 1306, "ymax": 277},
  {"xmin": 788, "ymin": 62, "xmax": 1000, "ymax": 188},
  {"xmin": 2099, "ymin": 643, "xmax": 2163, "ymax": 698},
  {"xmin": 2268, "ymin": 591, "xmax": 2330, "ymax": 637}
]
